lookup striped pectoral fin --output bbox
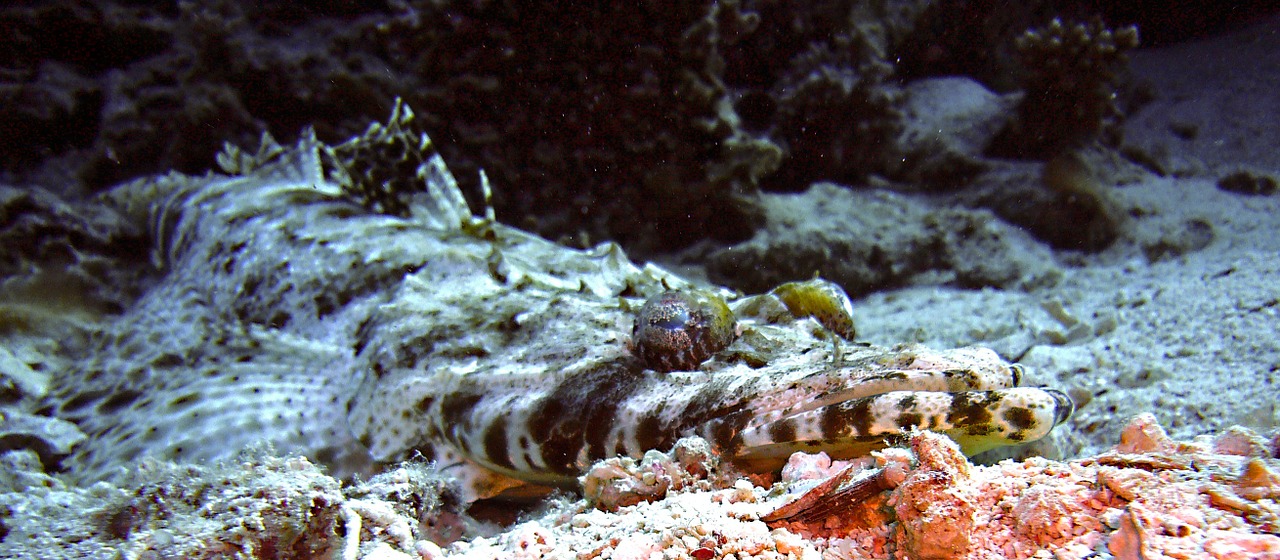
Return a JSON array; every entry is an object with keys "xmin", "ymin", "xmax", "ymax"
[{"xmin": 726, "ymin": 387, "xmax": 1074, "ymax": 465}]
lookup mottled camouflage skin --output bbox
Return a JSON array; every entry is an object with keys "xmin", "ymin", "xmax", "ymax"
[{"xmin": 54, "ymin": 102, "xmax": 1071, "ymax": 501}]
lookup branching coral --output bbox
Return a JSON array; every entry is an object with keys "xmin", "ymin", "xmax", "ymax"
[{"xmin": 992, "ymin": 17, "xmax": 1140, "ymax": 158}]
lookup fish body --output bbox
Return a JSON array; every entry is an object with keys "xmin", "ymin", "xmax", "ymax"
[{"xmin": 55, "ymin": 103, "xmax": 1071, "ymax": 501}]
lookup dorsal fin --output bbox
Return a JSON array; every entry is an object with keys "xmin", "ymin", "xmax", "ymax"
[{"xmin": 325, "ymin": 98, "xmax": 483, "ymax": 232}]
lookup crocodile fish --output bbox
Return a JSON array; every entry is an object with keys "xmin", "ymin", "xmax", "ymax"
[{"xmin": 53, "ymin": 102, "xmax": 1072, "ymax": 502}]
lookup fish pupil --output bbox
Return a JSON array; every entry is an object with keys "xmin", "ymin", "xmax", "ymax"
[{"xmin": 654, "ymin": 307, "xmax": 690, "ymax": 330}]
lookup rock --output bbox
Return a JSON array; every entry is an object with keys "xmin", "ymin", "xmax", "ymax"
[
  {"xmin": 894, "ymin": 77, "xmax": 1018, "ymax": 186},
  {"xmin": 891, "ymin": 432, "xmax": 976, "ymax": 560},
  {"xmin": 706, "ymin": 182, "xmax": 1059, "ymax": 297}
]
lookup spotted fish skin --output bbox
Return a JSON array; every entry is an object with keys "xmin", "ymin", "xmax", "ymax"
[{"xmin": 55, "ymin": 102, "xmax": 1073, "ymax": 502}]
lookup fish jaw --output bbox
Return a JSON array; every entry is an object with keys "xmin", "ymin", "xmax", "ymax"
[{"xmin": 720, "ymin": 386, "xmax": 1074, "ymax": 470}]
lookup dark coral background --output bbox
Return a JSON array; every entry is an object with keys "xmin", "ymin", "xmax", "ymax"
[{"xmin": 2, "ymin": 0, "xmax": 1275, "ymax": 255}]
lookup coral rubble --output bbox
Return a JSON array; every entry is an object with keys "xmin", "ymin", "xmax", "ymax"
[{"xmin": 4, "ymin": 415, "xmax": 1276, "ymax": 559}]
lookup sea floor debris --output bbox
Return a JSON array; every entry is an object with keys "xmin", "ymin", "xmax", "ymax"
[{"xmin": 3, "ymin": 413, "xmax": 1277, "ymax": 559}]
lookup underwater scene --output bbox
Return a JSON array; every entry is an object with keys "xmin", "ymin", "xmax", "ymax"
[{"xmin": 1, "ymin": 1, "xmax": 1278, "ymax": 558}]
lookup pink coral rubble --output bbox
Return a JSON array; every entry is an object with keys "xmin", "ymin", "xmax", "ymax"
[{"xmin": 758, "ymin": 414, "xmax": 1278, "ymax": 559}]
